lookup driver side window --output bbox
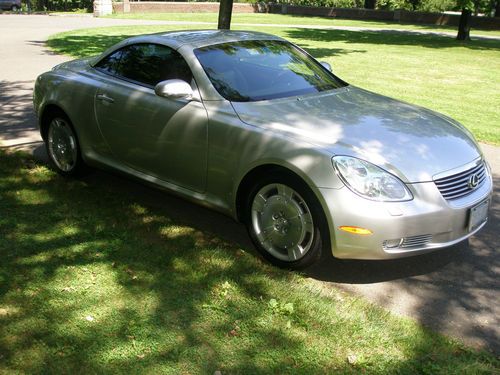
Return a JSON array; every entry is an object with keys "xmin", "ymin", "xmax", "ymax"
[{"xmin": 95, "ymin": 43, "xmax": 193, "ymax": 87}]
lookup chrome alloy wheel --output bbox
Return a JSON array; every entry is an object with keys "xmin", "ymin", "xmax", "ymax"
[
  {"xmin": 47, "ymin": 118, "xmax": 78, "ymax": 172},
  {"xmin": 251, "ymin": 183, "xmax": 315, "ymax": 262}
]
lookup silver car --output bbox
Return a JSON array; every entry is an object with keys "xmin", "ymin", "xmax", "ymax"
[{"xmin": 33, "ymin": 30, "xmax": 492, "ymax": 269}]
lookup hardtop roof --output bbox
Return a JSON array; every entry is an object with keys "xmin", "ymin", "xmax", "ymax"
[{"xmin": 132, "ymin": 29, "xmax": 285, "ymax": 50}]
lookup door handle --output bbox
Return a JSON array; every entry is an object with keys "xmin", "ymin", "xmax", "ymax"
[{"xmin": 96, "ymin": 93, "xmax": 115, "ymax": 104}]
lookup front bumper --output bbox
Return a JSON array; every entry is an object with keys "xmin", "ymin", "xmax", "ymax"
[{"xmin": 319, "ymin": 167, "xmax": 493, "ymax": 260}]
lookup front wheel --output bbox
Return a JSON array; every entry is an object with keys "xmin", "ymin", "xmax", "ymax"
[
  {"xmin": 245, "ymin": 174, "xmax": 328, "ymax": 269},
  {"xmin": 45, "ymin": 113, "xmax": 85, "ymax": 177}
]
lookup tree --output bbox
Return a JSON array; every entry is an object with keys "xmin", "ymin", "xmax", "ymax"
[
  {"xmin": 407, "ymin": 0, "xmax": 420, "ymax": 10},
  {"xmin": 456, "ymin": 0, "xmax": 474, "ymax": 40},
  {"xmin": 365, "ymin": 0, "xmax": 377, "ymax": 9},
  {"xmin": 364, "ymin": 0, "xmax": 376, "ymax": 8},
  {"xmin": 218, "ymin": 0, "xmax": 234, "ymax": 30},
  {"xmin": 457, "ymin": 9, "xmax": 472, "ymax": 40}
]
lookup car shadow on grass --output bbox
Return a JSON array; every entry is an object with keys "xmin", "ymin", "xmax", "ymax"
[{"xmin": 46, "ymin": 154, "xmax": 474, "ymax": 286}]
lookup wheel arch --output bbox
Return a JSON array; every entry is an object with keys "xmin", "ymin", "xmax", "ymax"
[
  {"xmin": 39, "ymin": 104, "xmax": 73, "ymax": 141},
  {"xmin": 235, "ymin": 162, "xmax": 333, "ymax": 267},
  {"xmin": 234, "ymin": 163, "xmax": 330, "ymax": 234}
]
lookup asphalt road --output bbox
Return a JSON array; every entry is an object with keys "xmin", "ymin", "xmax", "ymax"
[{"xmin": 1, "ymin": 14, "xmax": 498, "ymax": 354}]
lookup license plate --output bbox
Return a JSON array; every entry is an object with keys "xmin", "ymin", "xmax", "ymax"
[{"xmin": 469, "ymin": 199, "xmax": 489, "ymax": 232}]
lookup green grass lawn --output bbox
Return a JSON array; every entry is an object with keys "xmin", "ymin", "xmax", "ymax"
[
  {"xmin": 47, "ymin": 24, "xmax": 500, "ymax": 145},
  {"xmin": 106, "ymin": 12, "xmax": 500, "ymax": 38},
  {"xmin": 1, "ymin": 150, "xmax": 499, "ymax": 373}
]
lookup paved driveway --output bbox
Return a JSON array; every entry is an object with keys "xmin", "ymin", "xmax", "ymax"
[{"xmin": 1, "ymin": 14, "xmax": 499, "ymax": 354}]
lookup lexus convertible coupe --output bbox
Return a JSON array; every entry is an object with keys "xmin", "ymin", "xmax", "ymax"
[{"xmin": 34, "ymin": 30, "xmax": 492, "ymax": 269}]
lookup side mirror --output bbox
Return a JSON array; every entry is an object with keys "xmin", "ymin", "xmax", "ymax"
[
  {"xmin": 320, "ymin": 61, "xmax": 332, "ymax": 72},
  {"xmin": 155, "ymin": 79, "xmax": 193, "ymax": 100}
]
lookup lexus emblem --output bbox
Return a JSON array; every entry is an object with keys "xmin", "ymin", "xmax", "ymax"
[{"xmin": 468, "ymin": 174, "xmax": 480, "ymax": 189}]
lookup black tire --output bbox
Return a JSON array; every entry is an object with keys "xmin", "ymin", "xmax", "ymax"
[
  {"xmin": 244, "ymin": 172, "xmax": 329, "ymax": 270},
  {"xmin": 11, "ymin": 5, "xmax": 19, "ymax": 11},
  {"xmin": 44, "ymin": 111, "xmax": 86, "ymax": 177}
]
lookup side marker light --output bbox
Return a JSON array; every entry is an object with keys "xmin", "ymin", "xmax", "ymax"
[{"xmin": 339, "ymin": 226, "xmax": 373, "ymax": 235}]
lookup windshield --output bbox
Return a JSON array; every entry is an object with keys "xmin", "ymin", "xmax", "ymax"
[{"xmin": 194, "ymin": 40, "xmax": 346, "ymax": 102}]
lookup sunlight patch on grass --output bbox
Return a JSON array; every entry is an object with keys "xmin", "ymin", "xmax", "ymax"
[
  {"xmin": 9, "ymin": 188, "xmax": 54, "ymax": 205},
  {"xmin": 0, "ymin": 305, "xmax": 20, "ymax": 317},
  {"xmin": 160, "ymin": 225, "xmax": 194, "ymax": 239}
]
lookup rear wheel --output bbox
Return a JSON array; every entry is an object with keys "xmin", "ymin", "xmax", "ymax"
[
  {"xmin": 245, "ymin": 173, "xmax": 327, "ymax": 269},
  {"xmin": 11, "ymin": 5, "xmax": 19, "ymax": 11},
  {"xmin": 45, "ymin": 113, "xmax": 85, "ymax": 177}
]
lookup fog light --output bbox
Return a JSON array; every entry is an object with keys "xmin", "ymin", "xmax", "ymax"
[
  {"xmin": 383, "ymin": 238, "xmax": 403, "ymax": 249},
  {"xmin": 339, "ymin": 226, "xmax": 373, "ymax": 235}
]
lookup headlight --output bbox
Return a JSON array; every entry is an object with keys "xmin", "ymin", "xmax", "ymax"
[{"xmin": 333, "ymin": 156, "xmax": 413, "ymax": 202}]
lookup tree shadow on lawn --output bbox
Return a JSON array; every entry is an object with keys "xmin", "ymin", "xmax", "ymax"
[
  {"xmin": 46, "ymin": 33, "xmax": 132, "ymax": 58},
  {"xmin": 285, "ymin": 27, "xmax": 500, "ymax": 51},
  {"xmin": 303, "ymin": 46, "xmax": 367, "ymax": 59},
  {"xmin": 45, "ymin": 30, "xmax": 366, "ymax": 61},
  {"xmin": 0, "ymin": 152, "xmax": 309, "ymax": 373},
  {"xmin": 46, "ymin": 27, "xmax": 500, "ymax": 62},
  {"xmin": 279, "ymin": 14, "xmax": 496, "ymax": 34},
  {"xmin": 45, "ymin": 25, "xmax": 206, "ymax": 59},
  {"xmin": 0, "ymin": 80, "xmax": 39, "ymax": 145},
  {"xmin": 1, "ymin": 151, "xmax": 497, "ymax": 372}
]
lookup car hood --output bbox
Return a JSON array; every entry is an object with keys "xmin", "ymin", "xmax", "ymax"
[{"xmin": 231, "ymin": 86, "xmax": 482, "ymax": 183}]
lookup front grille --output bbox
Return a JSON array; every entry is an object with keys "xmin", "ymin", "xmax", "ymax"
[
  {"xmin": 434, "ymin": 162, "xmax": 487, "ymax": 201},
  {"xmin": 400, "ymin": 234, "xmax": 433, "ymax": 248}
]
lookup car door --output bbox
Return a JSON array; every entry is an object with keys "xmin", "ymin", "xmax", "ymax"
[{"xmin": 93, "ymin": 43, "xmax": 208, "ymax": 193}]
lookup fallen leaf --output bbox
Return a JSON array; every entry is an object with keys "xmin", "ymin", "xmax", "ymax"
[{"xmin": 347, "ymin": 354, "xmax": 357, "ymax": 365}]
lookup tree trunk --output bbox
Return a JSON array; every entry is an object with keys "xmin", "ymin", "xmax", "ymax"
[
  {"xmin": 495, "ymin": 1, "xmax": 500, "ymax": 17},
  {"xmin": 457, "ymin": 8, "xmax": 472, "ymax": 41},
  {"xmin": 218, "ymin": 0, "xmax": 234, "ymax": 30},
  {"xmin": 364, "ymin": 0, "xmax": 376, "ymax": 9}
]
